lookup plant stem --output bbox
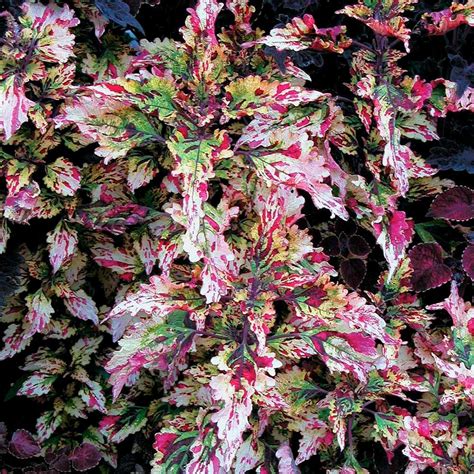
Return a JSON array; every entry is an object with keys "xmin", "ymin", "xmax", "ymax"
[
  {"xmin": 196, "ymin": 330, "xmax": 228, "ymax": 340},
  {"xmin": 351, "ymin": 40, "xmax": 375, "ymax": 52},
  {"xmin": 347, "ymin": 415, "xmax": 355, "ymax": 452}
]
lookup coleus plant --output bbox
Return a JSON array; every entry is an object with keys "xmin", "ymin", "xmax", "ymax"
[{"xmin": 0, "ymin": 0, "xmax": 473, "ymax": 472}]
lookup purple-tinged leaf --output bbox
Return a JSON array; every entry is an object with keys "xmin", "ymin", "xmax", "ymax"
[
  {"xmin": 427, "ymin": 142, "xmax": 474, "ymax": 174},
  {"xmin": 70, "ymin": 443, "xmax": 102, "ymax": 472},
  {"xmin": 0, "ymin": 422, "xmax": 7, "ymax": 453},
  {"xmin": 462, "ymin": 245, "xmax": 474, "ymax": 280},
  {"xmin": 321, "ymin": 235, "xmax": 340, "ymax": 256},
  {"xmin": 408, "ymin": 243, "xmax": 453, "ymax": 292},
  {"xmin": 45, "ymin": 447, "xmax": 71, "ymax": 472},
  {"xmin": 348, "ymin": 235, "xmax": 371, "ymax": 257},
  {"xmin": 429, "ymin": 186, "xmax": 474, "ymax": 222},
  {"xmin": 8, "ymin": 430, "xmax": 41, "ymax": 459},
  {"xmin": 340, "ymin": 258, "xmax": 366, "ymax": 289}
]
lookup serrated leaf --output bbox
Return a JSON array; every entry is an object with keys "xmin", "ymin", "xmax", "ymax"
[
  {"xmin": 408, "ymin": 243, "xmax": 452, "ymax": 292},
  {"xmin": 47, "ymin": 222, "xmax": 79, "ymax": 274},
  {"xmin": 462, "ymin": 245, "xmax": 474, "ymax": 280},
  {"xmin": 340, "ymin": 258, "xmax": 366, "ymax": 289},
  {"xmin": 429, "ymin": 186, "xmax": 474, "ymax": 222},
  {"xmin": 8, "ymin": 430, "xmax": 41, "ymax": 459},
  {"xmin": 56, "ymin": 284, "xmax": 99, "ymax": 325},
  {"xmin": 246, "ymin": 14, "xmax": 351, "ymax": 53},
  {"xmin": 127, "ymin": 154, "xmax": 158, "ymax": 191},
  {"xmin": 70, "ymin": 443, "xmax": 102, "ymax": 472},
  {"xmin": 25, "ymin": 289, "xmax": 54, "ymax": 334},
  {"xmin": 44, "ymin": 157, "xmax": 81, "ymax": 197},
  {"xmin": 0, "ymin": 76, "xmax": 35, "ymax": 140},
  {"xmin": 36, "ymin": 410, "xmax": 63, "ymax": 442},
  {"xmin": 17, "ymin": 373, "xmax": 58, "ymax": 397}
]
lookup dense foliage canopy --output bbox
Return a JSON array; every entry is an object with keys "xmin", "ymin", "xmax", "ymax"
[{"xmin": 0, "ymin": 0, "xmax": 473, "ymax": 472}]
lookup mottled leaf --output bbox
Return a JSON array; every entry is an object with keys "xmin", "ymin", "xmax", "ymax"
[
  {"xmin": 44, "ymin": 157, "xmax": 81, "ymax": 197},
  {"xmin": 47, "ymin": 222, "xmax": 79, "ymax": 274}
]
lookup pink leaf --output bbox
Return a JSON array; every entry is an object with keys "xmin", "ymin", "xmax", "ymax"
[
  {"xmin": 180, "ymin": 0, "xmax": 223, "ymax": 55},
  {"xmin": 309, "ymin": 330, "xmax": 383, "ymax": 383},
  {"xmin": 429, "ymin": 186, "xmax": 474, "ymax": 222},
  {"xmin": 338, "ymin": 1, "xmax": 413, "ymax": 51},
  {"xmin": 293, "ymin": 416, "xmax": 333, "ymax": 464},
  {"xmin": 79, "ymin": 380, "xmax": 107, "ymax": 414},
  {"xmin": 105, "ymin": 275, "xmax": 190, "ymax": 341},
  {"xmin": 167, "ymin": 128, "xmax": 238, "ymax": 303},
  {"xmin": 374, "ymin": 211, "xmax": 414, "ymax": 279},
  {"xmin": 209, "ymin": 373, "xmax": 253, "ymax": 470},
  {"xmin": 224, "ymin": 76, "xmax": 325, "ymax": 120},
  {"xmin": 408, "ymin": 243, "xmax": 452, "ymax": 292},
  {"xmin": 428, "ymin": 281, "xmax": 474, "ymax": 342},
  {"xmin": 0, "ymin": 324, "xmax": 34, "ymax": 361},
  {"xmin": 127, "ymin": 155, "xmax": 158, "ymax": 191},
  {"xmin": 422, "ymin": 2, "xmax": 474, "ymax": 35}
]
